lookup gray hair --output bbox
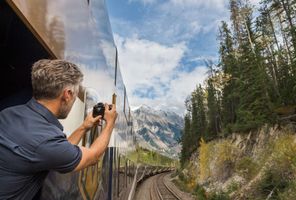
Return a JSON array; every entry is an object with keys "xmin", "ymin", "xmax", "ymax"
[{"xmin": 31, "ymin": 59, "xmax": 83, "ymax": 100}]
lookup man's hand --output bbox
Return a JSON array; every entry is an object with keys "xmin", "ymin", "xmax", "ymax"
[
  {"xmin": 104, "ymin": 103, "xmax": 117, "ymax": 126},
  {"xmin": 73, "ymin": 103, "xmax": 118, "ymax": 171},
  {"xmin": 82, "ymin": 112, "xmax": 101, "ymax": 130},
  {"xmin": 68, "ymin": 113, "xmax": 101, "ymax": 145}
]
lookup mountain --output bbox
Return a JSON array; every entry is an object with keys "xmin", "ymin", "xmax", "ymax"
[{"xmin": 132, "ymin": 105, "xmax": 184, "ymax": 158}]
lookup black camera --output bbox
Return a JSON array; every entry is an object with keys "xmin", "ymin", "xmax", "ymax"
[{"xmin": 92, "ymin": 102, "xmax": 112, "ymax": 119}]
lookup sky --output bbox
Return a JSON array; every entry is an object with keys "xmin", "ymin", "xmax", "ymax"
[{"xmin": 106, "ymin": 0, "xmax": 260, "ymax": 116}]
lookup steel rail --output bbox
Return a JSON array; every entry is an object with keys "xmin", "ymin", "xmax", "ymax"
[{"xmin": 152, "ymin": 173, "xmax": 181, "ymax": 200}]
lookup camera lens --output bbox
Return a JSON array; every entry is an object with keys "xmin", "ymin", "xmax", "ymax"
[{"xmin": 93, "ymin": 102, "xmax": 105, "ymax": 118}]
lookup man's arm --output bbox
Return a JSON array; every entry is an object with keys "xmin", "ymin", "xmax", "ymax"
[
  {"xmin": 67, "ymin": 113, "xmax": 101, "ymax": 145},
  {"xmin": 73, "ymin": 104, "xmax": 117, "ymax": 171}
]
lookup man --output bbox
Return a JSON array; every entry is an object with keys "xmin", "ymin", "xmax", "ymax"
[{"xmin": 0, "ymin": 59, "xmax": 117, "ymax": 199}]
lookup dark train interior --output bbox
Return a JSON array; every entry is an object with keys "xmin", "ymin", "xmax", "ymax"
[{"xmin": 0, "ymin": 1, "xmax": 51, "ymax": 111}]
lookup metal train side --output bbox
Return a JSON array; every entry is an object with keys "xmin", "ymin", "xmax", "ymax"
[
  {"xmin": 0, "ymin": 0, "xmax": 137, "ymax": 199},
  {"xmin": 0, "ymin": 1, "xmax": 172, "ymax": 199}
]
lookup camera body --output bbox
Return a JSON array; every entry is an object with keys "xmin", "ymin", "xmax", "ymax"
[{"xmin": 92, "ymin": 102, "xmax": 112, "ymax": 119}]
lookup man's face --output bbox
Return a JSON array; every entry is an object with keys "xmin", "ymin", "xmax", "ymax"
[{"xmin": 57, "ymin": 86, "xmax": 79, "ymax": 119}]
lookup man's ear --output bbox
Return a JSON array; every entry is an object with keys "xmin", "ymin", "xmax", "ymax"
[{"xmin": 61, "ymin": 88, "xmax": 72, "ymax": 102}]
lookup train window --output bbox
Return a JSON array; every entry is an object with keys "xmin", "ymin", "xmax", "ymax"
[
  {"xmin": 117, "ymin": 155, "xmax": 120, "ymax": 197},
  {"xmin": 114, "ymin": 48, "xmax": 118, "ymax": 86},
  {"xmin": 128, "ymin": 107, "xmax": 132, "ymax": 127},
  {"xmin": 80, "ymin": 88, "xmax": 101, "ymax": 146},
  {"xmin": 123, "ymin": 86, "xmax": 129, "ymax": 123},
  {"xmin": 123, "ymin": 86, "xmax": 126, "ymax": 113},
  {"xmin": 125, "ymin": 159, "xmax": 128, "ymax": 187}
]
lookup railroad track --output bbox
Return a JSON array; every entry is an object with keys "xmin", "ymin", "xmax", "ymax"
[{"xmin": 150, "ymin": 173, "xmax": 181, "ymax": 200}]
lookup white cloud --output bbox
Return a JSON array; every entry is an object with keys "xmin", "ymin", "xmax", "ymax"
[
  {"xmin": 189, "ymin": 55, "xmax": 218, "ymax": 63},
  {"xmin": 115, "ymin": 34, "xmax": 186, "ymax": 89},
  {"xmin": 169, "ymin": 0, "xmax": 227, "ymax": 10},
  {"xmin": 128, "ymin": 65, "xmax": 208, "ymax": 115},
  {"xmin": 115, "ymin": 34, "xmax": 208, "ymax": 115},
  {"xmin": 128, "ymin": 0, "xmax": 157, "ymax": 5},
  {"xmin": 162, "ymin": 66, "xmax": 208, "ymax": 114}
]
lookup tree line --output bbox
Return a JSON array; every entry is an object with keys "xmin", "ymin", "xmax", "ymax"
[{"xmin": 180, "ymin": 0, "xmax": 296, "ymax": 166}]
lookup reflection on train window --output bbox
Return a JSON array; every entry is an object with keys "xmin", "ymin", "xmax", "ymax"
[
  {"xmin": 128, "ymin": 107, "xmax": 131, "ymax": 125},
  {"xmin": 123, "ymin": 86, "xmax": 126, "ymax": 113},
  {"xmin": 114, "ymin": 48, "xmax": 118, "ymax": 86},
  {"xmin": 82, "ymin": 88, "xmax": 101, "ymax": 147},
  {"xmin": 123, "ymin": 86, "xmax": 129, "ymax": 123},
  {"xmin": 117, "ymin": 155, "xmax": 120, "ymax": 197}
]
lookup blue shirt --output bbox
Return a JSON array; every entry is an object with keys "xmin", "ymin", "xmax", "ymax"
[{"xmin": 0, "ymin": 98, "xmax": 82, "ymax": 200}]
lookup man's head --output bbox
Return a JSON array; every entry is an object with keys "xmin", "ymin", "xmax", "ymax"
[{"xmin": 31, "ymin": 59, "xmax": 83, "ymax": 119}]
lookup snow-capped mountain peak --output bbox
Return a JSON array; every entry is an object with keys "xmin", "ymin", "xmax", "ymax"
[{"xmin": 132, "ymin": 105, "xmax": 184, "ymax": 158}]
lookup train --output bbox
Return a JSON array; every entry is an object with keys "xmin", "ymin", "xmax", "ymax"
[{"xmin": 0, "ymin": 0, "xmax": 173, "ymax": 199}]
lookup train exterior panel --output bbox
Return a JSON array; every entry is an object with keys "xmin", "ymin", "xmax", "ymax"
[{"xmin": 1, "ymin": 0, "xmax": 135, "ymax": 199}]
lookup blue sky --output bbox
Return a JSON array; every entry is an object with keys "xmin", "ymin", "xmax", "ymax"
[{"xmin": 106, "ymin": 0, "xmax": 259, "ymax": 115}]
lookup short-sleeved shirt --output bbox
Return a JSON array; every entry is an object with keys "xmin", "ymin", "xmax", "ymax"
[{"xmin": 0, "ymin": 98, "xmax": 82, "ymax": 200}]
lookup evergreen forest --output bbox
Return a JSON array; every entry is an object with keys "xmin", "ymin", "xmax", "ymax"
[{"xmin": 180, "ymin": 0, "xmax": 296, "ymax": 167}]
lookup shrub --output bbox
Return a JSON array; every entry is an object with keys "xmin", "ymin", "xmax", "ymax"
[
  {"xmin": 278, "ymin": 180, "xmax": 296, "ymax": 200},
  {"xmin": 226, "ymin": 181, "xmax": 240, "ymax": 194},
  {"xmin": 271, "ymin": 135, "xmax": 296, "ymax": 172},
  {"xmin": 199, "ymin": 138, "xmax": 239, "ymax": 183},
  {"xmin": 199, "ymin": 138, "xmax": 212, "ymax": 182},
  {"xmin": 208, "ymin": 192, "xmax": 230, "ymax": 200},
  {"xmin": 215, "ymin": 140, "xmax": 237, "ymax": 165},
  {"xmin": 254, "ymin": 135, "xmax": 296, "ymax": 199},
  {"xmin": 194, "ymin": 184, "xmax": 207, "ymax": 200},
  {"xmin": 178, "ymin": 171, "xmax": 188, "ymax": 183},
  {"xmin": 257, "ymin": 169, "xmax": 289, "ymax": 199},
  {"xmin": 212, "ymin": 140, "xmax": 238, "ymax": 182},
  {"xmin": 235, "ymin": 156, "xmax": 259, "ymax": 180}
]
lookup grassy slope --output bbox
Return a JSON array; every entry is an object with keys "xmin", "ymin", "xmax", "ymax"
[{"xmin": 127, "ymin": 147, "xmax": 178, "ymax": 167}]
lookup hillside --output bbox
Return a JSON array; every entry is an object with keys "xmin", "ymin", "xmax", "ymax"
[{"xmin": 176, "ymin": 125, "xmax": 296, "ymax": 200}]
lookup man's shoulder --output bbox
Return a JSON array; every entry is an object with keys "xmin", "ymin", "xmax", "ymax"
[
  {"xmin": 0, "ymin": 103, "xmax": 34, "ymax": 123},
  {"xmin": 0, "ymin": 104, "xmax": 64, "ymax": 150},
  {"xmin": 0, "ymin": 104, "xmax": 31, "ymax": 130},
  {"xmin": 0, "ymin": 103, "xmax": 27, "ymax": 113}
]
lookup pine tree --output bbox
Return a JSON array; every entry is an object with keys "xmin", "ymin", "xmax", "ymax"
[
  {"xmin": 197, "ymin": 85, "xmax": 207, "ymax": 140},
  {"xmin": 180, "ymin": 113, "xmax": 191, "ymax": 167},
  {"xmin": 233, "ymin": 2, "xmax": 273, "ymax": 131},
  {"xmin": 205, "ymin": 61, "xmax": 222, "ymax": 139},
  {"xmin": 191, "ymin": 85, "xmax": 207, "ymax": 144},
  {"xmin": 219, "ymin": 21, "xmax": 239, "ymax": 134},
  {"xmin": 180, "ymin": 86, "xmax": 207, "ymax": 167},
  {"xmin": 256, "ymin": 5, "xmax": 282, "ymax": 106},
  {"xmin": 260, "ymin": 0, "xmax": 296, "ymax": 105},
  {"xmin": 190, "ymin": 91, "xmax": 199, "ymax": 151}
]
